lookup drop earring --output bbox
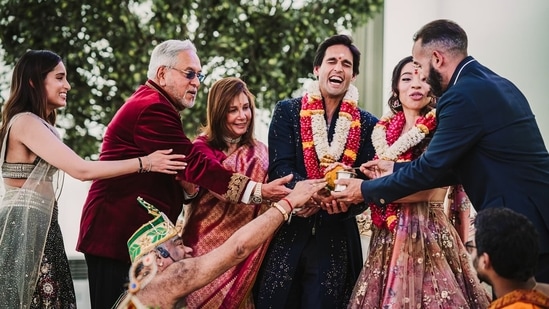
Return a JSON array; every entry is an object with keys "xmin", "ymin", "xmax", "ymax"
[{"xmin": 391, "ymin": 98, "xmax": 402, "ymax": 109}]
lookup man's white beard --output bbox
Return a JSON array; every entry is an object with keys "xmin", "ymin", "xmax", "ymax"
[{"xmin": 182, "ymin": 90, "xmax": 196, "ymax": 109}]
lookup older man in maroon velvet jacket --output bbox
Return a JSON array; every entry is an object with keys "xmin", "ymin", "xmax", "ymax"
[{"xmin": 76, "ymin": 39, "xmax": 291, "ymax": 309}]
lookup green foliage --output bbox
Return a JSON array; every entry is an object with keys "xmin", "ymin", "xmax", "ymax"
[{"xmin": 0, "ymin": 0, "xmax": 382, "ymax": 158}]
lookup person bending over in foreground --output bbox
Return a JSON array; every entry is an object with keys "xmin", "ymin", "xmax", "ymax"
[{"xmin": 116, "ymin": 179, "xmax": 326, "ymax": 309}]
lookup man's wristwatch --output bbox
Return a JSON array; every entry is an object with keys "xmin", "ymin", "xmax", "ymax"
[{"xmin": 250, "ymin": 182, "xmax": 263, "ymax": 204}]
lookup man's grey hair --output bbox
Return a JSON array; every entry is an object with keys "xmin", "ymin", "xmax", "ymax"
[{"xmin": 147, "ymin": 39, "xmax": 197, "ymax": 80}]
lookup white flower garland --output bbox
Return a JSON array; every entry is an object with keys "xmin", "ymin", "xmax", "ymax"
[
  {"xmin": 372, "ymin": 110, "xmax": 436, "ymax": 161},
  {"xmin": 306, "ymin": 80, "xmax": 358, "ymax": 162}
]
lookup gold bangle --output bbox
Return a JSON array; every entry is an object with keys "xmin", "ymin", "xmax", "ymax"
[{"xmin": 271, "ymin": 202, "xmax": 289, "ymax": 221}]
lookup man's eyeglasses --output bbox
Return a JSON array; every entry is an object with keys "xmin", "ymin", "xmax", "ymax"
[{"xmin": 168, "ymin": 67, "xmax": 205, "ymax": 83}]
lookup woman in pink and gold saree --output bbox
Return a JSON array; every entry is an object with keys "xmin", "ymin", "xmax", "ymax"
[{"xmin": 181, "ymin": 77, "xmax": 270, "ymax": 308}]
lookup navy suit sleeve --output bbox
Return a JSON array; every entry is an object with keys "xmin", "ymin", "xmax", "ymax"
[
  {"xmin": 268, "ymin": 99, "xmax": 307, "ymax": 189},
  {"xmin": 393, "ymin": 162, "xmax": 457, "ymax": 185},
  {"xmin": 362, "ymin": 92, "xmax": 480, "ymax": 205}
]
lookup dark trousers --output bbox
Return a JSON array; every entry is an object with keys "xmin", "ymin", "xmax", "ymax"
[
  {"xmin": 284, "ymin": 235, "xmax": 322, "ymax": 309},
  {"xmin": 536, "ymin": 253, "xmax": 549, "ymax": 284},
  {"xmin": 283, "ymin": 235, "xmax": 349, "ymax": 309},
  {"xmin": 85, "ymin": 253, "xmax": 130, "ymax": 309}
]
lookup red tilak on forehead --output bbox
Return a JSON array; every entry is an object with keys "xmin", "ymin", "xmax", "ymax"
[{"xmin": 414, "ymin": 68, "xmax": 419, "ymax": 75}]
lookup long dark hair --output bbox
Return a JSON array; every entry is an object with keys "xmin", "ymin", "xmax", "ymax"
[{"xmin": 0, "ymin": 50, "xmax": 61, "ymax": 141}]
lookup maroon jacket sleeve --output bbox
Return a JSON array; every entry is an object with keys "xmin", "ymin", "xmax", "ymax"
[
  {"xmin": 192, "ymin": 136, "xmax": 228, "ymax": 166},
  {"xmin": 133, "ymin": 101, "xmax": 248, "ymax": 201}
]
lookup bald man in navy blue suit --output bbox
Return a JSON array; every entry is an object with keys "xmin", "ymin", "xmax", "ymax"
[{"xmin": 333, "ymin": 19, "xmax": 549, "ymax": 283}]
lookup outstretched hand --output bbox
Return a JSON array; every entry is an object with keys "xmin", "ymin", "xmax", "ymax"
[
  {"xmin": 146, "ymin": 149, "xmax": 187, "ymax": 174},
  {"xmin": 330, "ymin": 178, "xmax": 365, "ymax": 207},
  {"xmin": 324, "ymin": 162, "xmax": 351, "ymax": 173},
  {"xmin": 360, "ymin": 159, "xmax": 394, "ymax": 179},
  {"xmin": 262, "ymin": 174, "xmax": 293, "ymax": 200},
  {"xmin": 285, "ymin": 179, "xmax": 327, "ymax": 208}
]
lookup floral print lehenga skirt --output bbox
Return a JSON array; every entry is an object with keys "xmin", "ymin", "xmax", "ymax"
[{"xmin": 348, "ymin": 202, "xmax": 490, "ymax": 309}]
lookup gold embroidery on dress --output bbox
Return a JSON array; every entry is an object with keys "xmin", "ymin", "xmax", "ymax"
[
  {"xmin": 224, "ymin": 173, "xmax": 249, "ymax": 203},
  {"xmin": 356, "ymin": 209, "xmax": 372, "ymax": 237}
]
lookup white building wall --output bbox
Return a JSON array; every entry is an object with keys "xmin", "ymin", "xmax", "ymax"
[{"xmin": 58, "ymin": 177, "xmax": 90, "ymax": 258}]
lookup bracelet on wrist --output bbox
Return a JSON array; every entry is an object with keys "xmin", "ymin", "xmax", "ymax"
[
  {"xmin": 145, "ymin": 155, "xmax": 152, "ymax": 172},
  {"xmin": 271, "ymin": 202, "xmax": 289, "ymax": 221},
  {"xmin": 183, "ymin": 188, "xmax": 199, "ymax": 200},
  {"xmin": 137, "ymin": 157, "xmax": 144, "ymax": 173},
  {"xmin": 281, "ymin": 198, "xmax": 294, "ymax": 212},
  {"xmin": 137, "ymin": 156, "xmax": 152, "ymax": 173}
]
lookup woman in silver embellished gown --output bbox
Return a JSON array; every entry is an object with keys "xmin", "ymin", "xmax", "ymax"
[{"xmin": 0, "ymin": 50, "xmax": 186, "ymax": 308}]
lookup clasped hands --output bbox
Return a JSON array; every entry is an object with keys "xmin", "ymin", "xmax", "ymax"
[
  {"xmin": 177, "ymin": 158, "xmax": 395, "ymax": 216},
  {"xmin": 323, "ymin": 159, "xmax": 395, "ymax": 214}
]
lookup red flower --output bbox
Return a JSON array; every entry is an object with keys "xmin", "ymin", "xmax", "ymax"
[
  {"xmin": 300, "ymin": 84, "xmax": 362, "ymax": 180},
  {"xmin": 369, "ymin": 110, "xmax": 436, "ymax": 232}
]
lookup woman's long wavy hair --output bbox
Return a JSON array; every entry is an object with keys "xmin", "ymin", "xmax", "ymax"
[{"xmin": 0, "ymin": 50, "xmax": 61, "ymax": 141}]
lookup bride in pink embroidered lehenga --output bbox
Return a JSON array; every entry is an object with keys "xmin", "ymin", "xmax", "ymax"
[
  {"xmin": 181, "ymin": 77, "xmax": 271, "ymax": 309},
  {"xmin": 348, "ymin": 57, "xmax": 490, "ymax": 308}
]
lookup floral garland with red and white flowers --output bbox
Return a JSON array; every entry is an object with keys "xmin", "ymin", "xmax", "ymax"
[
  {"xmin": 300, "ymin": 81, "xmax": 362, "ymax": 179},
  {"xmin": 369, "ymin": 109, "xmax": 437, "ymax": 231}
]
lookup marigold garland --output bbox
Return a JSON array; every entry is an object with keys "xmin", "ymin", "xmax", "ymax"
[
  {"xmin": 300, "ymin": 81, "xmax": 362, "ymax": 180},
  {"xmin": 370, "ymin": 109, "xmax": 437, "ymax": 231}
]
